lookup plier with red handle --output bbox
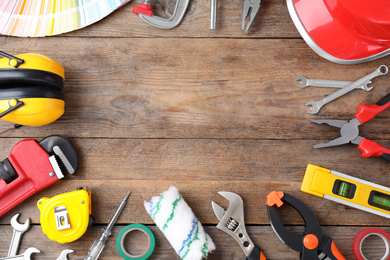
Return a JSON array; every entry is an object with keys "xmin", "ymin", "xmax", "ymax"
[
  {"xmin": 266, "ymin": 191, "xmax": 346, "ymax": 260},
  {"xmin": 311, "ymin": 93, "xmax": 390, "ymax": 162}
]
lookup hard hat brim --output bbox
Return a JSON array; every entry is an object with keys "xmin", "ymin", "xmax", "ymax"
[{"xmin": 287, "ymin": 0, "xmax": 390, "ymax": 64}]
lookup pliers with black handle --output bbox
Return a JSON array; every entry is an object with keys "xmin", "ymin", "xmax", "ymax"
[{"xmin": 311, "ymin": 93, "xmax": 390, "ymax": 162}]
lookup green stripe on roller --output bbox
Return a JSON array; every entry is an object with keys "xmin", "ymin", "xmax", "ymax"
[
  {"xmin": 152, "ymin": 195, "xmax": 164, "ymax": 220},
  {"xmin": 201, "ymin": 233, "xmax": 210, "ymax": 258},
  {"xmin": 163, "ymin": 194, "xmax": 182, "ymax": 231},
  {"xmin": 182, "ymin": 220, "xmax": 200, "ymax": 259}
]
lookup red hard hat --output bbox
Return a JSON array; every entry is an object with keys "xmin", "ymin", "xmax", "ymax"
[{"xmin": 287, "ymin": 0, "xmax": 390, "ymax": 64}]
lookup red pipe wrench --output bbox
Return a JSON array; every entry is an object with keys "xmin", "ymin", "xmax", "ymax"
[{"xmin": 0, "ymin": 135, "xmax": 78, "ymax": 217}]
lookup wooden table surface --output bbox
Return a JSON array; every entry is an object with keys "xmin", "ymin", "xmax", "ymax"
[{"xmin": 1, "ymin": 0, "xmax": 390, "ymax": 259}]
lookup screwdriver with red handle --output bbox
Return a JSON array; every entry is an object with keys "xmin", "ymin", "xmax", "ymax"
[{"xmin": 311, "ymin": 93, "xmax": 390, "ymax": 162}]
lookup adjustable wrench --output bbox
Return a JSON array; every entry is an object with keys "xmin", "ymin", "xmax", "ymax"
[
  {"xmin": 211, "ymin": 191, "xmax": 266, "ymax": 259},
  {"xmin": 8, "ymin": 213, "xmax": 30, "ymax": 257},
  {"xmin": 296, "ymin": 76, "xmax": 371, "ymax": 91},
  {"xmin": 306, "ymin": 65, "xmax": 388, "ymax": 114},
  {"xmin": 0, "ymin": 247, "xmax": 40, "ymax": 260}
]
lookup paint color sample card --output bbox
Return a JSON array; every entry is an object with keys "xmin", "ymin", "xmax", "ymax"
[{"xmin": 0, "ymin": 0, "xmax": 131, "ymax": 37}]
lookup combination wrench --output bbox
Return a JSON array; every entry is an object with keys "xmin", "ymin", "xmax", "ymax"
[
  {"xmin": 56, "ymin": 249, "xmax": 74, "ymax": 260},
  {"xmin": 0, "ymin": 247, "xmax": 40, "ymax": 260},
  {"xmin": 296, "ymin": 76, "xmax": 372, "ymax": 91},
  {"xmin": 306, "ymin": 65, "xmax": 388, "ymax": 114},
  {"xmin": 8, "ymin": 213, "xmax": 30, "ymax": 257}
]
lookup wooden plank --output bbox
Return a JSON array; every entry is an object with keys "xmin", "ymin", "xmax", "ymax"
[
  {"xmin": 1, "ymin": 180, "xmax": 390, "ymax": 226},
  {"xmin": 0, "ymin": 38, "xmax": 389, "ymax": 139},
  {"xmin": 0, "ymin": 225, "xmax": 387, "ymax": 259},
  {"xmin": 0, "ymin": 139, "xmax": 388, "ymax": 183}
]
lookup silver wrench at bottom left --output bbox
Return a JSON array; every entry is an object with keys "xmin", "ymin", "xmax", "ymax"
[{"xmin": 0, "ymin": 247, "xmax": 40, "ymax": 260}]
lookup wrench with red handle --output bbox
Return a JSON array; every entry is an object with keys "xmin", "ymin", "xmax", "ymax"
[{"xmin": 311, "ymin": 93, "xmax": 390, "ymax": 162}]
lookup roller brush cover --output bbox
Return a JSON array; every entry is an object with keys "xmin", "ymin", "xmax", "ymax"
[{"xmin": 144, "ymin": 186, "xmax": 215, "ymax": 260}]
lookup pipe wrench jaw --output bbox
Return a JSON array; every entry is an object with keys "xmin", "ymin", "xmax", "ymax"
[{"xmin": 39, "ymin": 135, "xmax": 78, "ymax": 177}]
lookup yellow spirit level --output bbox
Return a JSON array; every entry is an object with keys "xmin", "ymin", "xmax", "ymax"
[{"xmin": 301, "ymin": 164, "xmax": 390, "ymax": 219}]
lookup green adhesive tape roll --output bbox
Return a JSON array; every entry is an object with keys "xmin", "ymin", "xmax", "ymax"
[{"xmin": 116, "ymin": 224, "xmax": 155, "ymax": 260}]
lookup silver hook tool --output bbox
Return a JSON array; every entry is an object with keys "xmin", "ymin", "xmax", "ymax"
[
  {"xmin": 133, "ymin": 0, "xmax": 190, "ymax": 29},
  {"xmin": 242, "ymin": 0, "xmax": 261, "ymax": 32}
]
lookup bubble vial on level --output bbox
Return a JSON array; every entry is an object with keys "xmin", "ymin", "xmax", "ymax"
[
  {"xmin": 337, "ymin": 182, "xmax": 350, "ymax": 197},
  {"xmin": 373, "ymin": 194, "xmax": 390, "ymax": 210}
]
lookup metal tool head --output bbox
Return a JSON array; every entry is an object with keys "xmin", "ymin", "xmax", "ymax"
[
  {"xmin": 296, "ymin": 76, "xmax": 308, "ymax": 88},
  {"xmin": 211, "ymin": 191, "xmax": 255, "ymax": 257},
  {"xmin": 306, "ymin": 100, "xmax": 321, "ymax": 115},
  {"xmin": 138, "ymin": 0, "xmax": 190, "ymax": 29},
  {"xmin": 361, "ymin": 81, "xmax": 373, "ymax": 91},
  {"xmin": 212, "ymin": 191, "xmax": 244, "ymax": 222},
  {"xmin": 10, "ymin": 213, "xmax": 30, "ymax": 232},
  {"xmin": 242, "ymin": 0, "xmax": 261, "ymax": 32},
  {"xmin": 56, "ymin": 249, "xmax": 74, "ymax": 260},
  {"xmin": 311, "ymin": 118, "xmax": 361, "ymax": 148},
  {"xmin": 22, "ymin": 247, "xmax": 40, "ymax": 259},
  {"xmin": 39, "ymin": 135, "xmax": 78, "ymax": 179}
]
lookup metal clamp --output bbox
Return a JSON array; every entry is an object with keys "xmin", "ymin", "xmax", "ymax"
[{"xmin": 133, "ymin": 0, "xmax": 190, "ymax": 29}]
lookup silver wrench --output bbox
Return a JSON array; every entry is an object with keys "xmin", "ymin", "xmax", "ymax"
[
  {"xmin": 0, "ymin": 247, "xmax": 40, "ymax": 260},
  {"xmin": 306, "ymin": 65, "xmax": 388, "ymax": 114},
  {"xmin": 296, "ymin": 76, "xmax": 372, "ymax": 91},
  {"xmin": 8, "ymin": 213, "xmax": 31, "ymax": 257},
  {"xmin": 56, "ymin": 249, "xmax": 74, "ymax": 260}
]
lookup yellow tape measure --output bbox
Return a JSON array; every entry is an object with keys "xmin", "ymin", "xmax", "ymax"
[
  {"xmin": 37, "ymin": 188, "xmax": 92, "ymax": 243},
  {"xmin": 301, "ymin": 164, "xmax": 390, "ymax": 219}
]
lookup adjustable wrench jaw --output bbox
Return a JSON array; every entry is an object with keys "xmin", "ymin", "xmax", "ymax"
[
  {"xmin": 0, "ymin": 135, "xmax": 78, "ymax": 217},
  {"xmin": 211, "ymin": 191, "xmax": 255, "ymax": 257}
]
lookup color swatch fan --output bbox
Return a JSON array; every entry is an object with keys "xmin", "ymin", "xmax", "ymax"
[{"xmin": 0, "ymin": 0, "xmax": 131, "ymax": 37}]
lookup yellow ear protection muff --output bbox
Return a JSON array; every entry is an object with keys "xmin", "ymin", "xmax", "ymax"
[{"xmin": 0, "ymin": 51, "xmax": 65, "ymax": 126}]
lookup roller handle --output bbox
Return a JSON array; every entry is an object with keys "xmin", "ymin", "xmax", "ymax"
[
  {"xmin": 355, "ymin": 93, "xmax": 390, "ymax": 124},
  {"xmin": 358, "ymin": 139, "xmax": 390, "ymax": 162},
  {"xmin": 247, "ymin": 245, "xmax": 266, "ymax": 260}
]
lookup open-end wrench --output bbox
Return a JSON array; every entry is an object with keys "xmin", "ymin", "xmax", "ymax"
[
  {"xmin": 0, "ymin": 247, "xmax": 40, "ymax": 260},
  {"xmin": 56, "ymin": 249, "xmax": 74, "ymax": 260},
  {"xmin": 8, "ymin": 213, "xmax": 31, "ymax": 257},
  {"xmin": 296, "ymin": 76, "xmax": 372, "ymax": 91},
  {"xmin": 306, "ymin": 65, "xmax": 388, "ymax": 114}
]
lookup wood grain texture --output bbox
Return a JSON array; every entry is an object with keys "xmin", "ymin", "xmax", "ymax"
[
  {"xmin": 0, "ymin": 0, "xmax": 390, "ymax": 259},
  {"xmin": 0, "ymin": 38, "xmax": 389, "ymax": 139}
]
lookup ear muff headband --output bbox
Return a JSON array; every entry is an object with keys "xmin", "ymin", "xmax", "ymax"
[
  {"xmin": 0, "ymin": 69, "xmax": 64, "ymax": 90},
  {"xmin": 0, "ymin": 87, "xmax": 64, "ymax": 100},
  {"xmin": 0, "ymin": 53, "xmax": 65, "ymax": 79}
]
